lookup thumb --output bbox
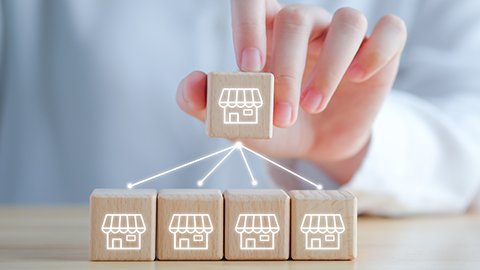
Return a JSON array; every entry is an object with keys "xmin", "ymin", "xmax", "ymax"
[{"xmin": 176, "ymin": 71, "xmax": 207, "ymax": 122}]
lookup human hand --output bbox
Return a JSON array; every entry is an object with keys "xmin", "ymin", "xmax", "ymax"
[{"xmin": 176, "ymin": 0, "xmax": 407, "ymax": 184}]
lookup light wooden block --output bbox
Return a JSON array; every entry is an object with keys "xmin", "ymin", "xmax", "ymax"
[
  {"xmin": 156, "ymin": 189, "xmax": 223, "ymax": 260},
  {"xmin": 224, "ymin": 189, "xmax": 289, "ymax": 260},
  {"xmin": 289, "ymin": 190, "xmax": 357, "ymax": 260},
  {"xmin": 206, "ymin": 72, "xmax": 274, "ymax": 139},
  {"xmin": 90, "ymin": 189, "xmax": 157, "ymax": 261}
]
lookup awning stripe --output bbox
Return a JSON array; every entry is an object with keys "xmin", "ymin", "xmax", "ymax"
[
  {"xmin": 235, "ymin": 214, "xmax": 280, "ymax": 234},
  {"xmin": 101, "ymin": 214, "xmax": 146, "ymax": 234},
  {"xmin": 300, "ymin": 214, "xmax": 345, "ymax": 234},
  {"xmin": 168, "ymin": 214, "xmax": 213, "ymax": 234},
  {"xmin": 218, "ymin": 88, "xmax": 263, "ymax": 108}
]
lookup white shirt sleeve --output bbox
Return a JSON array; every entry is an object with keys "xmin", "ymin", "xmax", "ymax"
[
  {"xmin": 344, "ymin": 91, "xmax": 480, "ymax": 216},
  {"xmin": 270, "ymin": 0, "xmax": 480, "ymax": 216},
  {"xmin": 344, "ymin": 0, "xmax": 480, "ymax": 216},
  {"xmin": 345, "ymin": 0, "xmax": 480, "ymax": 216}
]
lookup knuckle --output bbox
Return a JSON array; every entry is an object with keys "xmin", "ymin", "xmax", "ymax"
[
  {"xmin": 365, "ymin": 51, "xmax": 388, "ymax": 71},
  {"xmin": 275, "ymin": 73, "xmax": 300, "ymax": 95},
  {"xmin": 320, "ymin": 72, "xmax": 338, "ymax": 95},
  {"xmin": 234, "ymin": 20, "xmax": 264, "ymax": 34},
  {"xmin": 276, "ymin": 5, "xmax": 310, "ymax": 28},
  {"xmin": 334, "ymin": 7, "xmax": 367, "ymax": 33}
]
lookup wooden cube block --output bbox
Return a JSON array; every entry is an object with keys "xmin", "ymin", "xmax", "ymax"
[
  {"xmin": 206, "ymin": 72, "xmax": 274, "ymax": 139},
  {"xmin": 289, "ymin": 190, "xmax": 357, "ymax": 260},
  {"xmin": 224, "ymin": 189, "xmax": 289, "ymax": 260},
  {"xmin": 157, "ymin": 189, "xmax": 223, "ymax": 260},
  {"xmin": 90, "ymin": 189, "xmax": 157, "ymax": 261}
]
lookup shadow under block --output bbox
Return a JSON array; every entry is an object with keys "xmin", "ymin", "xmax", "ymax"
[
  {"xmin": 157, "ymin": 189, "xmax": 223, "ymax": 260},
  {"xmin": 90, "ymin": 189, "xmax": 157, "ymax": 261},
  {"xmin": 289, "ymin": 190, "xmax": 357, "ymax": 260},
  {"xmin": 224, "ymin": 189, "xmax": 289, "ymax": 260},
  {"xmin": 206, "ymin": 72, "xmax": 274, "ymax": 139}
]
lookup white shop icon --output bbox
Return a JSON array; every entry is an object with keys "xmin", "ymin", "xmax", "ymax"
[
  {"xmin": 101, "ymin": 214, "xmax": 146, "ymax": 250},
  {"xmin": 218, "ymin": 88, "xmax": 263, "ymax": 125},
  {"xmin": 169, "ymin": 214, "xmax": 213, "ymax": 250},
  {"xmin": 301, "ymin": 214, "xmax": 345, "ymax": 250},
  {"xmin": 235, "ymin": 214, "xmax": 279, "ymax": 250}
]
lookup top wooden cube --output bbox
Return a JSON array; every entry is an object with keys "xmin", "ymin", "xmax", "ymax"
[{"xmin": 206, "ymin": 72, "xmax": 274, "ymax": 139}]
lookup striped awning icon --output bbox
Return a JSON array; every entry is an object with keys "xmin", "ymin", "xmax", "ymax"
[
  {"xmin": 300, "ymin": 214, "xmax": 345, "ymax": 234},
  {"xmin": 218, "ymin": 88, "xmax": 263, "ymax": 108},
  {"xmin": 235, "ymin": 214, "xmax": 279, "ymax": 234},
  {"xmin": 168, "ymin": 214, "xmax": 213, "ymax": 234},
  {"xmin": 101, "ymin": 214, "xmax": 146, "ymax": 234}
]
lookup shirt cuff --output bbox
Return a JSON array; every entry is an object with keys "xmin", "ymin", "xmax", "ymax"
[{"xmin": 343, "ymin": 91, "xmax": 478, "ymax": 216}]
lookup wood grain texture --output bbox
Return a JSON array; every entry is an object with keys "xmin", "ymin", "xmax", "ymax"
[
  {"xmin": 157, "ymin": 189, "xmax": 223, "ymax": 260},
  {"xmin": 3, "ymin": 207, "xmax": 480, "ymax": 269},
  {"xmin": 90, "ymin": 189, "xmax": 157, "ymax": 261},
  {"xmin": 289, "ymin": 190, "xmax": 357, "ymax": 260},
  {"xmin": 224, "ymin": 189, "xmax": 289, "ymax": 260},
  {"xmin": 206, "ymin": 72, "xmax": 274, "ymax": 139}
]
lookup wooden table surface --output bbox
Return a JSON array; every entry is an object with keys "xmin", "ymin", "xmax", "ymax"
[{"xmin": 0, "ymin": 206, "xmax": 479, "ymax": 269}]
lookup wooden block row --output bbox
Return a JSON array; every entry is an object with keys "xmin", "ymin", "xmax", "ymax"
[{"xmin": 90, "ymin": 189, "xmax": 357, "ymax": 261}]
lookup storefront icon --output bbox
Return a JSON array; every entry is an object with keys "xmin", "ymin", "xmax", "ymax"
[
  {"xmin": 101, "ymin": 214, "xmax": 146, "ymax": 250},
  {"xmin": 235, "ymin": 214, "xmax": 279, "ymax": 250},
  {"xmin": 301, "ymin": 214, "xmax": 345, "ymax": 250},
  {"xmin": 168, "ymin": 214, "xmax": 213, "ymax": 250},
  {"xmin": 218, "ymin": 88, "xmax": 263, "ymax": 125}
]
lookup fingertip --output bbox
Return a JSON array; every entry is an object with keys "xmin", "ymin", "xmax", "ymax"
[
  {"xmin": 333, "ymin": 7, "xmax": 368, "ymax": 33},
  {"xmin": 176, "ymin": 71, "xmax": 208, "ymax": 122},
  {"xmin": 300, "ymin": 88, "xmax": 326, "ymax": 113},
  {"xmin": 346, "ymin": 15, "xmax": 407, "ymax": 84},
  {"xmin": 273, "ymin": 101, "xmax": 295, "ymax": 128},
  {"xmin": 380, "ymin": 14, "xmax": 407, "ymax": 42},
  {"xmin": 182, "ymin": 71, "xmax": 207, "ymax": 110},
  {"xmin": 185, "ymin": 70, "xmax": 208, "ymax": 88}
]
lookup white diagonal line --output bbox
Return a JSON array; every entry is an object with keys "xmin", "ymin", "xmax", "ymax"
[
  {"xmin": 127, "ymin": 141, "xmax": 322, "ymax": 190},
  {"xmin": 196, "ymin": 145, "xmax": 237, "ymax": 187},
  {"xmin": 238, "ymin": 146, "xmax": 257, "ymax": 186},
  {"xmin": 127, "ymin": 145, "xmax": 236, "ymax": 188},
  {"xmin": 240, "ymin": 144, "xmax": 322, "ymax": 190}
]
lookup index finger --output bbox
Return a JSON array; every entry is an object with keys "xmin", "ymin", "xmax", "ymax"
[{"xmin": 231, "ymin": 0, "xmax": 267, "ymax": 71}]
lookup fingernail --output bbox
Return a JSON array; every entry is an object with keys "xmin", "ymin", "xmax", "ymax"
[
  {"xmin": 301, "ymin": 89, "xmax": 324, "ymax": 113},
  {"xmin": 348, "ymin": 63, "xmax": 365, "ymax": 81},
  {"xmin": 274, "ymin": 102, "xmax": 293, "ymax": 127},
  {"xmin": 241, "ymin": 47, "xmax": 262, "ymax": 72}
]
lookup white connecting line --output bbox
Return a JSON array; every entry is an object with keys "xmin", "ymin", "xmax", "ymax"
[
  {"xmin": 127, "ymin": 142, "xmax": 322, "ymax": 190},
  {"xmin": 126, "ymin": 145, "xmax": 235, "ymax": 189}
]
